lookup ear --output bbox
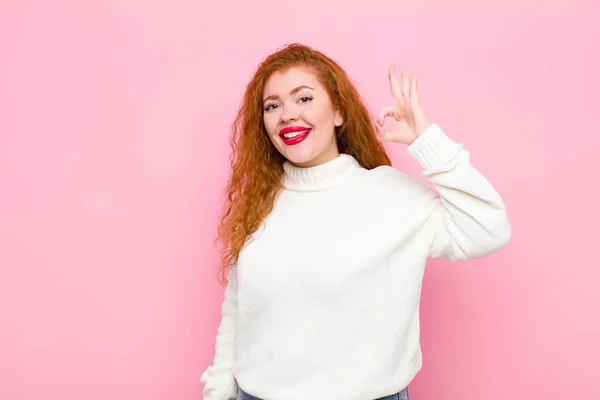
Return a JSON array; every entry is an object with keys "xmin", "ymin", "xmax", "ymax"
[{"xmin": 334, "ymin": 110, "xmax": 343, "ymax": 127}]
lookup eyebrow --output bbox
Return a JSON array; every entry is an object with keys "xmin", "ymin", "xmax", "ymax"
[{"xmin": 263, "ymin": 85, "xmax": 314, "ymax": 103}]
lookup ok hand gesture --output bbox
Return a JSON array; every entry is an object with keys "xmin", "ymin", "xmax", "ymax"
[{"xmin": 376, "ymin": 66, "xmax": 431, "ymax": 145}]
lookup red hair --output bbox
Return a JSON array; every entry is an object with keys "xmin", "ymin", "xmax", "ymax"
[{"xmin": 216, "ymin": 43, "xmax": 391, "ymax": 284}]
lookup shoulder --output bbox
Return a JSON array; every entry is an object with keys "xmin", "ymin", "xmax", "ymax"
[
  {"xmin": 348, "ymin": 164, "xmax": 439, "ymax": 224},
  {"xmin": 358, "ymin": 165, "xmax": 433, "ymax": 199}
]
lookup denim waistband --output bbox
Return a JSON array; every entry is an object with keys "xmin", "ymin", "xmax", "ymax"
[{"xmin": 237, "ymin": 386, "xmax": 409, "ymax": 400}]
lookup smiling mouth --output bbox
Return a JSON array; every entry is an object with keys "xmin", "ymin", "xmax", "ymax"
[
  {"xmin": 281, "ymin": 129, "xmax": 310, "ymax": 139},
  {"xmin": 279, "ymin": 128, "xmax": 312, "ymax": 145}
]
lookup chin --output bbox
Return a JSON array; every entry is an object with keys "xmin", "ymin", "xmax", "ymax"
[
  {"xmin": 283, "ymin": 151, "xmax": 317, "ymax": 167},
  {"xmin": 274, "ymin": 141, "xmax": 311, "ymax": 162}
]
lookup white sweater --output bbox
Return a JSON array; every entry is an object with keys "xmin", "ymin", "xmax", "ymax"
[{"xmin": 201, "ymin": 124, "xmax": 511, "ymax": 400}]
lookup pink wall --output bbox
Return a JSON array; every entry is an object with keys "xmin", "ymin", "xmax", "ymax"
[{"xmin": 1, "ymin": 0, "xmax": 598, "ymax": 399}]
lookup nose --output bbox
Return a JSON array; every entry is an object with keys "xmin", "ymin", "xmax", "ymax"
[{"xmin": 279, "ymin": 105, "xmax": 299, "ymax": 124}]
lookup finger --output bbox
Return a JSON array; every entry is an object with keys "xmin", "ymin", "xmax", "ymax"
[
  {"xmin": 375, "ymin": 120, "xmax": 389, "ymax": 140},
  {"xmin": 375, "ymin": 121, "xmax": 386, "ymax": 140},
  {"xmin": 388, "ymin": 65, "xmax": 402, "ymax": 101},
  {"xmin": 377, "ymin": 105, "xmax": 397, "ymax": 126},
  {"xmin": 401, "ymin": 69, "xmax": 410, "ymax": 100},
  {"xmin": 410, "ymin": 74, "xmax": 418, "ymax": 101}
]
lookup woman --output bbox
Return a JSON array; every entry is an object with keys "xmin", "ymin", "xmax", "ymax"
[{"xmin": 201, "ymin": 43, "xmax": 511, "ymax": 400}]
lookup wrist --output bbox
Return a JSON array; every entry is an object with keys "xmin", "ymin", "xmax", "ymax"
[{"xmin": 415, "ymin": 120, "xmax": 432, "ymax": 138}]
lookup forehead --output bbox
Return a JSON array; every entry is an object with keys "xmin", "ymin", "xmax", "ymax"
[{"xmin": 263, "ymin": 66, "xmax": 322, "ymax": 95}]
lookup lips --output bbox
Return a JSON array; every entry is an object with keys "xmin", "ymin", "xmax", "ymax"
[{"xmin": 279, "ymin": 126, "xmax": 312, "ymax": 145}]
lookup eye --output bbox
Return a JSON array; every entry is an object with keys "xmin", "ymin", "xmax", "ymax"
[
  {"xmin": 299, "ymin": 96, "xmax": 313, "ymax": 104},
  {"xmin": 264, "ymin": 103, "xmax": 278, "ymax": 112}
]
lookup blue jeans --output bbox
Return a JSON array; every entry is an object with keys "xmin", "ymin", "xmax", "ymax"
[{"xmin": 237, "ymin": 387, "xmax": 409, "ymax": 400}]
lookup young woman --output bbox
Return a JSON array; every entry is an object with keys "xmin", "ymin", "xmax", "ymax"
[{"xmin": 201, "ymin": 43, "xmax": 511, "ymax": 400}]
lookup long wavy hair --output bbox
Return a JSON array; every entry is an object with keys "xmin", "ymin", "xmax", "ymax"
[{"xmin": 216, "ymin": 43, "xmax": 391, "ymax": 284}]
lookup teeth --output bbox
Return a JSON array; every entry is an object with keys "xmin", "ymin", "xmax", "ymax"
[{"xmin": 283, "ymin": 129, "xmax": 309, "ymax": 139}]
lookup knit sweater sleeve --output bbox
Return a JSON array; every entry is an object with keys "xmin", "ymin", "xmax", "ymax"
[
  {"xmin": 406, "ymin": 123, "xmax": 511, "ymax": 261},
  {"xmin": 200, "ymin": 268, "xmax": 238, "ymax": 400}
]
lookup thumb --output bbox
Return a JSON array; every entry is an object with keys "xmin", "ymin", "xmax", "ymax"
[{"xmin": 375, "ymin": 121, "xmax": 388, "ymax": 141}]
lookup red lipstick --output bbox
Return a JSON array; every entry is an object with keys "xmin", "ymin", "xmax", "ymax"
[{"xmin": 279, "ymin": 126, "xmax": 312, "ymax": 145}]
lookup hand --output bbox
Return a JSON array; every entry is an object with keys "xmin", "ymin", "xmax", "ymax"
[{"xmin": 375, "ymin": 66, "xmax": 431, "ymax": 145}]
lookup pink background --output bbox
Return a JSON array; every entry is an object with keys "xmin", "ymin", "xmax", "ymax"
[{"xmin": 1, "ymin": 0, "xmax": 599, "ymax": 399}]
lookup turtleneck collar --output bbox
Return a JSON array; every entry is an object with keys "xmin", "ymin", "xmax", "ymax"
[{"xmin": 282, "ymin": 154, "xmax": 361, "ymax": 192}]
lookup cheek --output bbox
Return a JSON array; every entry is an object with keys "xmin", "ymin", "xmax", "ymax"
[
  {"xmin": 305, "ymin": 105, "xmax": 331, "ymax": 126},
  {"xmin": 263, "ymin": 114, "xmax": 280, "ymax": 140},
  {"xmin": 310, "ymin": 111, "xmax": 331, "ymax": 130}
]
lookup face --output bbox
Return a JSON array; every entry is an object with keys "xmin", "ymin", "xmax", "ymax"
[{"xmin": 262, "ymin": 67, "xmax": 343, "ymax": 168}]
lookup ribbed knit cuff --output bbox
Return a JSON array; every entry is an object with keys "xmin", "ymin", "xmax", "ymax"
[{"xmin": 407, "ymin": 123, "xmax": 463, "ymax": 170}]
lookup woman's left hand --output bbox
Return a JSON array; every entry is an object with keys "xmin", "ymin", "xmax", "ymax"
[{"xmin": 375, "ymin": 66, "xmax": 432, "ymax": 145}]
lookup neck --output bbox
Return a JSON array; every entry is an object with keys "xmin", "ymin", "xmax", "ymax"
[
  {"xmin": 282, "ymin": 154, "xmax": 361, "ymax": 192},
  {"xmin": 289, "ymin": 147, "xmax": 341, "ymax": 169}
]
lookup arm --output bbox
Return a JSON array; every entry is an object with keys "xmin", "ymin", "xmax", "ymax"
[
  {"xmin": 201, "ymin": 268, "xmax": 238, "ymax": 400},
  {"xmin": 375, "ymin": 67, "xmax": 510, "ymax": 260},
  {"xmin": 407, "ymin": 123, "xmax": 511, "ymax": 261}
]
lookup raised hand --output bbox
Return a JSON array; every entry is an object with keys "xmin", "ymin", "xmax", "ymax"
[{"xmin": 375, "ymin": 66, "xmax": 431, "ymax": 145}]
